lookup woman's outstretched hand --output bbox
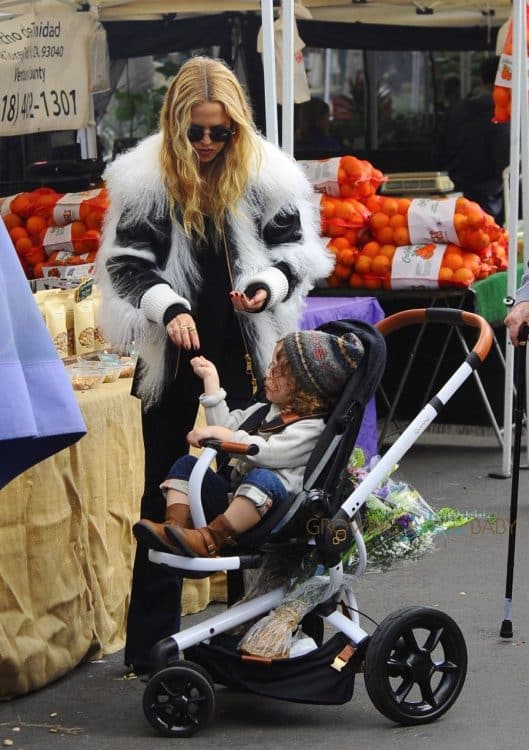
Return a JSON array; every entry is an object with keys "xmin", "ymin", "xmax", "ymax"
[
  {"xmin": 230, "ymin": 289, "xmax": 268, "ymax": 313},
  {"xmin": 165, "ymin": 313, "xmax": 200, "ymax": 350}
]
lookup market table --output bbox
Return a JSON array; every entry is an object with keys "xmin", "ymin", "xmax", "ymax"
[
  {"xmin": 0, "ymin": 295, "xmax": 383, "ymax": 699},
  {"xmin": 0, "ymin": 379, "xmax": 144, "ymax": 698},
  {"xmin": 311, "ymin": 279, "xmax": 514, "ymax": 442}
]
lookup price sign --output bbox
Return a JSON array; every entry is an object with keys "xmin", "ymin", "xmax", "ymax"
[{"xmin": 0, "ymin": 10, "xmax": 94, "ymax": 136}]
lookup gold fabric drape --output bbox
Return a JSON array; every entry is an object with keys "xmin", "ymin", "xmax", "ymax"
[{"xmin": 0, "ymin": 381, "xmax": 224, "ymax": 699}]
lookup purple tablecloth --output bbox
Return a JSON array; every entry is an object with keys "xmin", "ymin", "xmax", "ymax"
[{"xmin": 301, "ymin": 295, "xmax": 385, "ymax": 461}]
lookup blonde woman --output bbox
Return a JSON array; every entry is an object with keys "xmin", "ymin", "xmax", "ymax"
[{"xmin": 96, "ymin": 56, "xmax": 332, "ymax": 674}]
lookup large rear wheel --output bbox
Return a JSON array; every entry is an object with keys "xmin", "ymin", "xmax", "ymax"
[{"xmin": 364, "ymin": 606, "xmax": 467, "ymax": 725}]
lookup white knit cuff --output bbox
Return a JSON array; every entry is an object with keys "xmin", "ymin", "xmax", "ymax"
[
  {"xmin": 231, "ymin": 430, "xmax": 252, "ymax": 444},
  {"xmin": 199, "ymin": 388, "xmax": 227, "ymax": 408},
  {"xmin": 244, "ymin": 266, "xmax": 289, "ymax": 309},
  {"xmin": 515, "ymin": 274, "xmax": 529, "ymax": 304},
  {"xmin": 140, "ymin": 283, "xmax": 191, "ymax": 325}
]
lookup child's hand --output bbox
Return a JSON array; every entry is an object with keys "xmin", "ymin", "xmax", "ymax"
[
  {"xmin": 190, "ymin": 355, "xmax": 216, "ymax": 379},
  {"xmin": 187, "ymin": 425, "xmax": 235, "ymax": 448},
  {"xmin": 190, "ymin": 356, "xmax": 220, "ymax": 394}
]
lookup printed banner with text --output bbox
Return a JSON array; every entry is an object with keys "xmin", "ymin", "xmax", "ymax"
[{"xmin": 0, "ymin": 11, "xmax": 93, "ymax": 136}]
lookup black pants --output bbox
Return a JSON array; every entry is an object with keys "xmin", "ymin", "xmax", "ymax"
[{"xmin": 124, "ymin": 370, "xmax": 252, "ymax": 673}]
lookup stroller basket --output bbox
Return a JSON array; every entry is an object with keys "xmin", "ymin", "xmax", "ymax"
[
  {"xmin": 186, "ymin": 631, "xmax": 358, "ymax": 705},
  {"xmin": 143, "ymin": 308, "xmax": 493, "ymax": 737}
]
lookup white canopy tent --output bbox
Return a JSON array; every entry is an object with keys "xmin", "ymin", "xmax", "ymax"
[
  {"xmin": 0, "ymin": 0, "xmax": 512, "ymax": 146},
  {"xmin": 1, "ymin": 0, "xmax": 523, "ymax": 469},
  {"xmin": 0, "ymin": 0, "xmax": 512, "ymax": 27}
]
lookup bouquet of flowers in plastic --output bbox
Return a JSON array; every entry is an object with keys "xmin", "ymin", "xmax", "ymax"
[
  {"xmin": 341, "ymin": 448, "xmax": 473, "ymax": 571},
  {"xmin": 239, "ymin": 449, "xmax": 478, "ymax": 658}
]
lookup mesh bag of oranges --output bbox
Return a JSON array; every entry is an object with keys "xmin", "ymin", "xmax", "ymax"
[
  {"xmin": 346, "ymin": 241, "xmax": 489, "ymax": 291},
  {"xmin": 316, "ymin": 194, "xmax": 371, "ymax": 237},
  {"xmin": 34, "ymin": 250, "xmax": 98, "ymax": 279},
  {"xmin": 492, "ymin": 11, "xmax": 529, "ymax": 123},
  {"xmin": 366, "ymin": 195, "xmax": 503, "ymax": 254},
  {"xmin": 51, "ymin": 188, "xmax": 109, "ymax": 229},
  {"xmin": 300, "ymin": 156, "xmax": 385, "ymax": 199},
  {"xmin": 0, "ymin": 188, "xmax": 66, "ymax": 224},
  {"xmin": 326, "ymin": 236, "xmax": 361, "ymax": 287},
  {"xmin": 488, "ymin": 232, "xmax": 509, "ymax": 273},
  {"xmin": 1, "ymin": 188, "xmax": 59, "ymax": 222},
  {"xmin": 42, "ymin": 223, "xmax": 101, "ymax": 257},
  {"xmin": 1, "ymin": 191, "xmax": 57, "ymax": 277}
]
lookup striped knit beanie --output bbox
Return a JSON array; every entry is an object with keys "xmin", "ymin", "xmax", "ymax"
[{"xmin": 282, "ymin": 330, "xmax": 364, "ymax": 398}]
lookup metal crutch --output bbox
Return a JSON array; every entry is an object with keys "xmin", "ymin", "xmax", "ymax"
[{"xmin": 500, "ymin": 323, "xmax": 529, "ymax": 638}]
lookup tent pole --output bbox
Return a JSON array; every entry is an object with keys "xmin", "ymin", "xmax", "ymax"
[
  {"xmin": 518, "ymin": 5, "xmax": 529, "ymax": 466},
  {"xmin": 78, "ymin": 96, "xmax": 97, "ymax": 159},
  {"xmin": 281, "ymin": 0, "xmax": 294, "ymax": 155},
  {"xmin": 365, "ymin": 51, "xmax": 378, "ymax": 151},
  {"xmin": 324, "ymin": 48, "xmax": 332, "ymax": 105},
  {"xmin": 260, "ymin": 0, "xmax": 279, "ymax": 146},
  {"xmin": 502, "ymin": 1, "xmax": 524, "ymax": 477}
]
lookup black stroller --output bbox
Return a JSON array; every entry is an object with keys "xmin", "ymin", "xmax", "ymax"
[{"xmin": 142, "ymin": 308, "xmax": 493, "ymax": 737}]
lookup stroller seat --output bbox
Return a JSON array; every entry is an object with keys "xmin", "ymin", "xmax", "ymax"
[{"xmin": 155, "ymin": 318, "xmax": 387, "ymax": 572}]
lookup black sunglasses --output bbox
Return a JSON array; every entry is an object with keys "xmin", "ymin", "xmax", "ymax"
[{"xmin": 187, "ymin": 124, "xmax": 235, "ymax": 143}]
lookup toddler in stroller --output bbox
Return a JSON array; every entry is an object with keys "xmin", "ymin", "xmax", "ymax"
[
  {"xmin": 138, "ymin": 309, "xmax": 493, "ymax": 738},
  {"xmin": 133, "ymin": 328, "xmax": 365, "ymax": 557}
]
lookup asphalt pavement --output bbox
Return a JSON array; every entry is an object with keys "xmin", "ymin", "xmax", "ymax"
[{"xmin": 2, "ymin": 434, "xmax": 529, "ymax": 750}]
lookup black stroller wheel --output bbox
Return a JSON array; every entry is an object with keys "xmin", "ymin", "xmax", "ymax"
[
  {"xmin": 364, "ymin": 606, "xmax": 467, "ymax": 725},
  {"xmin": 143, "ymin": 662, "xmax": 215, "ymax": 737}
]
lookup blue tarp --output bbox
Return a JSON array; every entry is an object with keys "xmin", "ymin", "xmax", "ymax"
[{"xmin": 0, "ymin": 220, "xmax": 86, "ymax": 489}]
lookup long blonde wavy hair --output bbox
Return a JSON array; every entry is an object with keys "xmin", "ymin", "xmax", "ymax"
[{"xmin": 159, "ymin": 56, "xmax": 262, "ymax": 239}]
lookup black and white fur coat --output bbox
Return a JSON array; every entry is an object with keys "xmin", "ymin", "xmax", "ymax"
[{"xmin": 95, "ymin": 132, "xmax": 333, "ymax": 405}]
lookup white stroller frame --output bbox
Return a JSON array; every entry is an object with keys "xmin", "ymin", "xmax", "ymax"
[{"xmin": 144, "ymin": 308, "xmax": 493, "ymax": 735}]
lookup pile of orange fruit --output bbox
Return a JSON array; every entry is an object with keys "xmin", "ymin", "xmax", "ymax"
[
  {"xmin": 1, "ymin": 187, "xmax": 108, "ymax": 279},
  {"xmin": 326, "ymin": 236, "xmax": 360, "ymax": 284},
  {"xmin": 322, "ymin": 187, "xmax": 508, "ymax": 291}
]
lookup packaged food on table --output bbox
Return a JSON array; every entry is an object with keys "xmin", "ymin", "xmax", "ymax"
[
  {"xmin": 73, "ymin": 298, "xmax": 96, "ymax": 355},
  {"xmin": 119, "ymin": 354, "xmax": 138, "ymax": 378},
  {"xmin": 66, "ymin": 362, "xmax": 108, "ymax": 391},
  {"xmin": 91, "ymin": 352, "xmax": 122, "ymax": 382}
]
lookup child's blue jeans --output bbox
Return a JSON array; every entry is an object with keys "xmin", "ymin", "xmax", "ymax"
[{"xmin": 161, "ymin": 455, "xmax": 289, "ymax": 522}]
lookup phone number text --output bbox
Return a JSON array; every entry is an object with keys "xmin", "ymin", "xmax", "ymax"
[{"xmin": 0, "ymin": 89, "xmax": 78, "ymax": 125}]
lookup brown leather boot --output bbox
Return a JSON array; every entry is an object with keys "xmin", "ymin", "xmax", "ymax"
[
  {"xmin": 165, "ymin": 514, "xmax": 237, "ymax": 557},
  {"xmin": 133, "ymin": 503, "xmax": 191, "ymax": 553}
]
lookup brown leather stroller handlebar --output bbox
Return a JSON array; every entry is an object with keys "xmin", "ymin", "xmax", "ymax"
[
  {"xmin": 199, "ymin": 439, "xmax": 259, "ymax": 455},
  {"xmin": 375, "ymin": 308, "xmax": 493, "ymax": 363}
]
